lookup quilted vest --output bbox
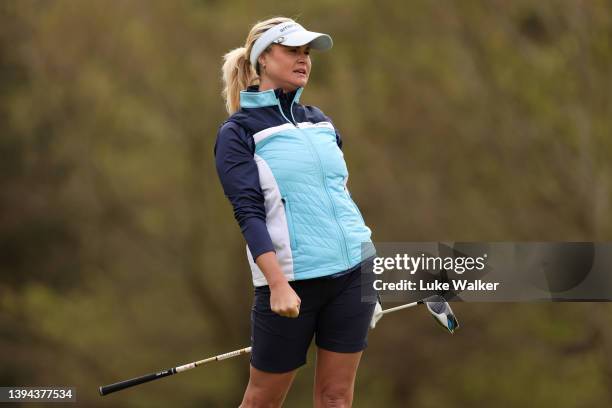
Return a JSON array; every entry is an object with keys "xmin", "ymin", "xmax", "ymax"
[{"xmin": 229, "ymin": 85, "xmax": 376, "ymax": 286}]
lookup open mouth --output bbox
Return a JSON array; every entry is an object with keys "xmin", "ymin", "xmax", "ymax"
[{"xmin": 293, "ymin": 69, "xmax": 307, "ymax": 75}]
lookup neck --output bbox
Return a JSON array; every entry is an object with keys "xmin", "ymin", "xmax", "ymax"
[{"xmin": 258, "ymin": 78, "xmax": 297, "ymax": 94}]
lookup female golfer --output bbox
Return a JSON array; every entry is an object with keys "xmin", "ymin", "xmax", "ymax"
[{"xmin": 215, "ymin": 17, "xmax": 378, "ymax": 407}]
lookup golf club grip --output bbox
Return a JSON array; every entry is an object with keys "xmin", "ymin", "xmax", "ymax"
[{"xmin": 99, "ymin": 368, "xmax": 176, "ymax": 396}]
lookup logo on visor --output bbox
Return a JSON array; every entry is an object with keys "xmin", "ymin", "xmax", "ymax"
[
  {"xmin": 273, "ymin": 36, "xmax": 286, "ymax": 44},
  {"xmin": 280, "ymin": 23, "xmax": 298, "ymax": 32}
]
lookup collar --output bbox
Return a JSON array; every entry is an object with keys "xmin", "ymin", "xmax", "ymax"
[{"xmin": 240, "ymin": 84, "xmax": 304, "ymax": 108}]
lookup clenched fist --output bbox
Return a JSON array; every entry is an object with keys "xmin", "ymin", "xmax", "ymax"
[{"xmin": 270, "ymin": 282, "xmax": 302, "ymax": 318}]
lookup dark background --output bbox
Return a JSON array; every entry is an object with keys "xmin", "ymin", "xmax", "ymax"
[{"xmin": 1, "ymin": 0, "xmax": 611, "ymax": 406}]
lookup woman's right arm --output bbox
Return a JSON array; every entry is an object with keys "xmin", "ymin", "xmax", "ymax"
[
  {"xmin": 214, "ymin": 121, "xmax": 301, "ymax": 318},
  {"xmin": 254, "ymin": 252, "xmax": 301, "ymax": 318}
]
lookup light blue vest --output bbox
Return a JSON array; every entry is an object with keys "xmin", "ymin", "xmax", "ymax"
[{"xmin": 239, "ymin": 87, "xmax": 376, "ymax": 286}]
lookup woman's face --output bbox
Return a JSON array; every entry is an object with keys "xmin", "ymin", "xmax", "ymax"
[{"xmin": 258, "ymin": 44, "xmax": 312, "ymax": 92}]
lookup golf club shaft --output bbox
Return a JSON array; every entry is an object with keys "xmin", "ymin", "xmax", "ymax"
[
  {"xmin": 379, "ymin": 300, "xmax": 421, "ymax": 315},
  {"xmin": 98, "ymin": 347, "xmax": 251, "ymax": 396}
]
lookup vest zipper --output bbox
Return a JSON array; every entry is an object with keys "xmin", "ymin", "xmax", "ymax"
[
  {"xmin": 275, "ymin": 97, "xmax": 351, "ymax": 269},
  {"xmin": 276, "ymin": 99, "xmax": 296, "ymax": 126}
]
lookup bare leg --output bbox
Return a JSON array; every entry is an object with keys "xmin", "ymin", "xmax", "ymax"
[
  {"xmin": 313, "ymin": 348, "xmax": 363, "ymax": 408},
  {"xmin": 239, "ymin": 364, "xmax": 298, "ymax": 408}
]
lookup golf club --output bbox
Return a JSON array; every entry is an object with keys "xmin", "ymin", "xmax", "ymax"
[
  {"xmin": 369, "ymin": 294, "xmax": 460, "ymax": 333},
  {"xmin": 98, "ymin": 347, "xmax": 252, "ymax": 396},
  {"xmin": 99, "ymin": 295, "xmax": 459, "ymax": 396}
]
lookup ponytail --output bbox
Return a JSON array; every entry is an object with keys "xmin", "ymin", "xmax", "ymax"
[{"xmin": 221, "ymin": 47, "xmax": 255, "ymax": 115}]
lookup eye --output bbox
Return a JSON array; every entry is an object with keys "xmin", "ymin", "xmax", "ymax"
[{"xmin": 289, "ymin": 47, "xmax": 310, "ymax": 55}]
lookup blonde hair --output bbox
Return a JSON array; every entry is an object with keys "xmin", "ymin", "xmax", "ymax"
[{"xmin": 221, "ymin": 16, "xmax": 295, "ymax": 115}]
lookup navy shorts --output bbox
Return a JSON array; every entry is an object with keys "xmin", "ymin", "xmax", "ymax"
[{"xmin": 250, "ymin": 257, "xmax": 378, "ymax": 373}]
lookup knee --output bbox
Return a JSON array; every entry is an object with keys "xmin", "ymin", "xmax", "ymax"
[{"xmin": 317, "ymin": 385, "xmax": 353, "ymax": 408}]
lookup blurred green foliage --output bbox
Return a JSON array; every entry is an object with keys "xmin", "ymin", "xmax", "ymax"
[{"xmin": 1, "ymin": 0, "xmax": 611, "ymax": 406}]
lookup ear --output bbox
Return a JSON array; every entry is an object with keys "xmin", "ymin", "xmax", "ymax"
[
  {"xmin": 258, "ymin": 44, "xmax": 274, "ymax": 66},
  {"xmin": 258, "ymin": 51, "xmax": 269, "ymax": 68}
]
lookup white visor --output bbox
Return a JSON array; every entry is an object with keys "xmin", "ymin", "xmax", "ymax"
[{"xmin": 250, "ymin": 21, "xmax": 333, "ymax": 69}]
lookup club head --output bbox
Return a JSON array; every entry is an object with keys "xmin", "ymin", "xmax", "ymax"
[{"xmin": 423, "ymin": 295, "xmax": 460, "ymax": 334}]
